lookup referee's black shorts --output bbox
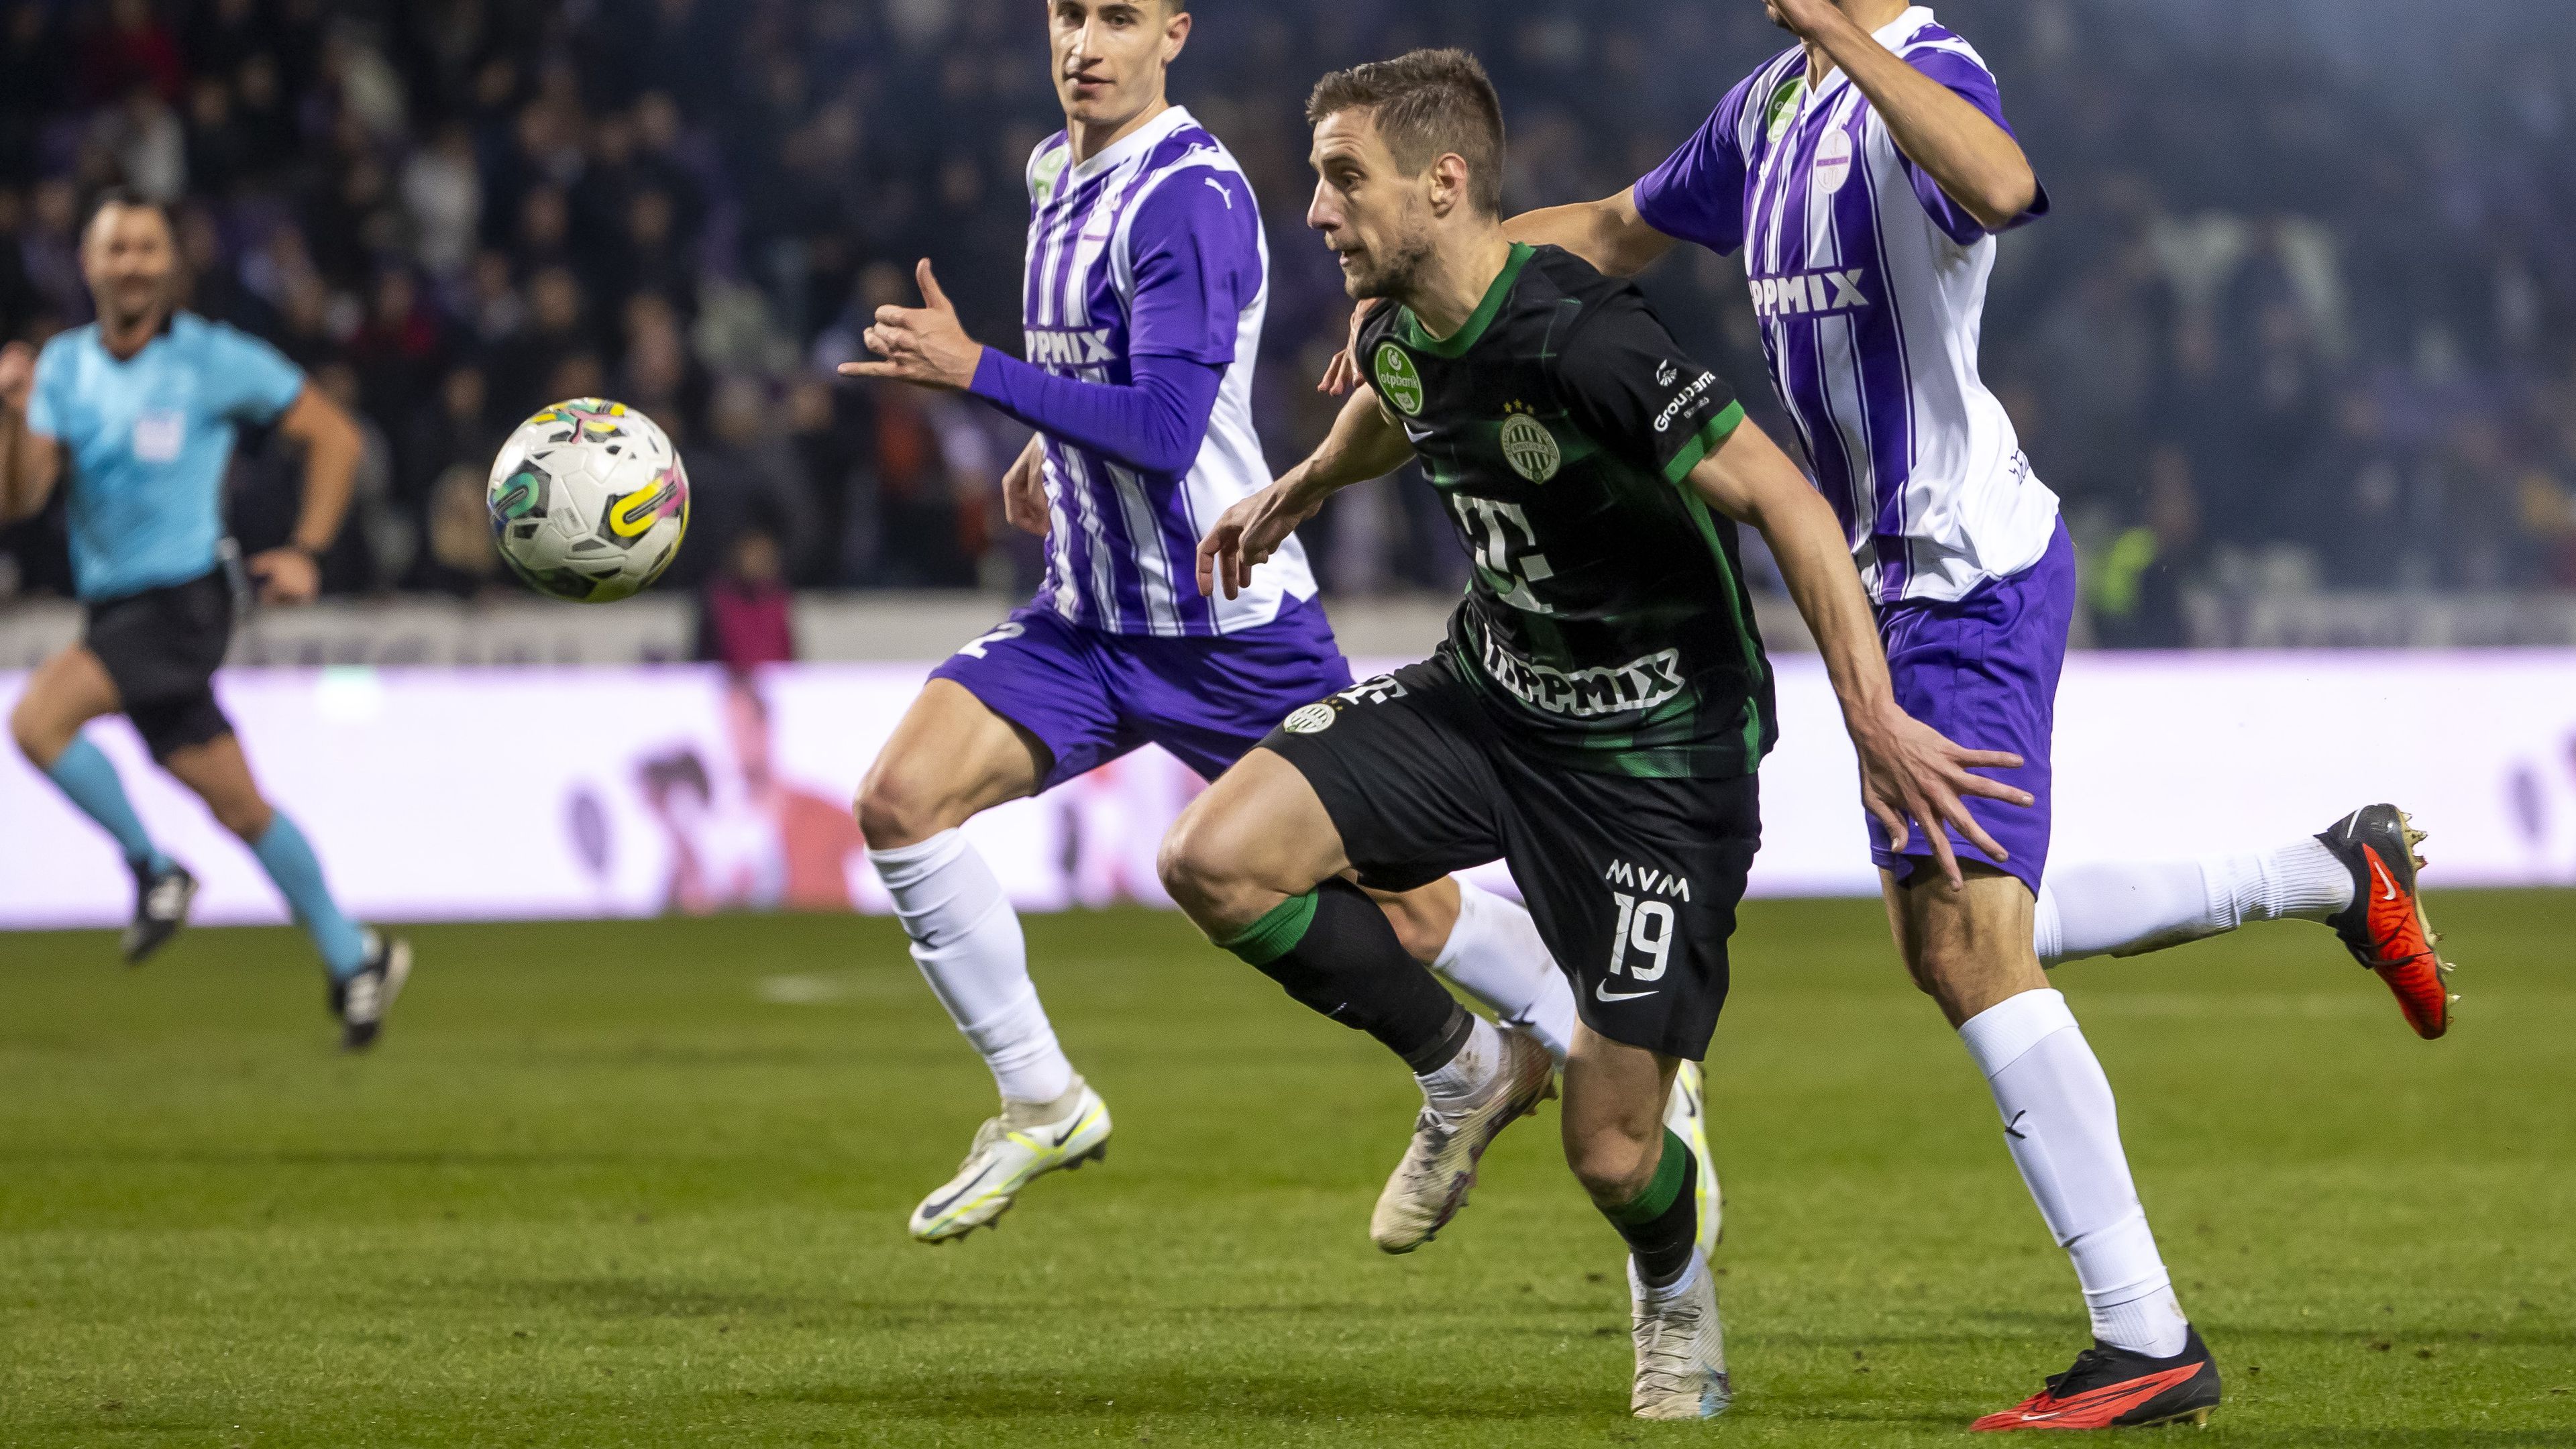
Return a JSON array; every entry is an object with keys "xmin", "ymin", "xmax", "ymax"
[
  {"xmin": 1258, "ymin": 657, "xmax": 1760, "ymax": 1063},
  {"xmin": 82, "ymin": 568, "xmax": 236, "ymax": 760}
]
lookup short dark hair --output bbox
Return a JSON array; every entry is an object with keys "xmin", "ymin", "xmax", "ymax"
[
  {"xmin": 1306, "ymin": 48, "xmax": 1505, "ymax": 217},
  {"xmin": 80, "ymin": 186, "xmax": 170, "ymax": 237}
]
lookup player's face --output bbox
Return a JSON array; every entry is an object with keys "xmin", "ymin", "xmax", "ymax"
[
  {"xmin": 1307, "ymin": 111, "xmax": 1436, "ymax": 302},
  {"xmin": 81, "ymin": 203, "xmax": 176, "ymax": 329},
  {"xmin": 1049, "ymin": 0, "xmax": 1187, "ymax": 129}
]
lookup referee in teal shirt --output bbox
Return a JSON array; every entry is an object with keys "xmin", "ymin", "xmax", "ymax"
[{"xmin": 0, "ymin": 192, "xmax": 412, "ymax": 1051}]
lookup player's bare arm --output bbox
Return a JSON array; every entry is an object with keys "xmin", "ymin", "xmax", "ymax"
[
  {"xmin": 0, "ymin": 341, "xmax": 62, "ymax": 523},
  {"xmin": 256, "ymin": 385, "xmax": 365, "ymax": 606},
  {"xmin": 1197, "ymin": 384, "xmax": 1411, "ymax": 600},
  {"xmin": 1504, "ymin": 186, "xmax": 1676, "ymax": 279},
  {"xmin": 1767, "ymin": 0, "xmax": 2035, "ymax": 229},
  {"xmin": 1686, "ymin": 416, "xmax": 2030, "ymax": 885}
]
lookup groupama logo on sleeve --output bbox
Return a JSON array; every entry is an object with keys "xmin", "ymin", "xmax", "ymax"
[{"xmin": 1373, "ymin": 342, "xmax": 1424, "ymax": 415}]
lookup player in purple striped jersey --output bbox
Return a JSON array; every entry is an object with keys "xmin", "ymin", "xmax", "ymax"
[
  {"xmin": 1303, "ymin": 0, "xmax": 2231, "ymax": 1428},
  {"xmin": 835, "ymin": 0, "xmax": 1611, "ymax": 1248}
]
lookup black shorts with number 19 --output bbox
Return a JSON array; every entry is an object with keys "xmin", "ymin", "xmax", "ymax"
[{"xmin": 1261, "ymin": 657, "xmax": 1759, "ymax": 1062}]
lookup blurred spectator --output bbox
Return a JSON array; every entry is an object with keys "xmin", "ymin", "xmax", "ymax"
[
  {"xmin": 413, "ymin": 462, "xmax": 503, "ymax": 597},
  {"xmin": 695, "ymin": 529, "xmax": 797, "ymax": 670},
  {"xmin": 401, "ymin": 123, "xmax": 482, "ymax": 280},
  {"xmin": 675, "ymin": 376, "xmax": 820, "ymax": 588},
  {"xmin": 0, "ymin": 0, "xmax": 2564, "ymax": 611},
  {"xmin": 2090, "ymin": 445, "xmax": 2202, "ymax": 649},
  {"xmin": 405, "ymin": 365, "xmax": 503, "ymax": 508}
]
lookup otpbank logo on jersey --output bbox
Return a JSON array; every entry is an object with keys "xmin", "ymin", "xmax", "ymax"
[
  {"xmin": 1751, "ymin": 267, "xmax": 1872, "ymax": 321},
  {"xmin": 1025, "ymin": 326, "xmax": 1118, "ymax": 368}
]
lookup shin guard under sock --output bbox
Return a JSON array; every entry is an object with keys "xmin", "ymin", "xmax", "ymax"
[
  {"xmin": 1222, "ymin": 878, "xmax": 1470, "ymax": 1071},
  {"xmin": 1606, "ymin": 1128, "xmax": 1700, "ymax": 1289}
]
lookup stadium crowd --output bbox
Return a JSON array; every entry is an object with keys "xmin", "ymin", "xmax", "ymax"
[{"xmin": 1, "ymin": 0, "xmax": 2571, "ymax": 642}]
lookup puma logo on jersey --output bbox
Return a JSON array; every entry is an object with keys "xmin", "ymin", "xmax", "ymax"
[
  {"xmin": 1602, "ymin": 859, "xmax": 1695, "ymax": 902},
  {"xmin": 1024, "ymin": 327, "xmax": 1118, "ymax": 367},
  {"xmin": 1752, "ymin": 267, "xmax": 1870, "ymax": 319}
]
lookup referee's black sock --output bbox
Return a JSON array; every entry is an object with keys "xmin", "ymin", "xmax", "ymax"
[
  {"xmin": 1219, "ymin": 878, "xmax": 1472, "ymax": 1073},
  {"xmin": 1606, "ymin": 1129, "xmax": 1700, "ymax": 1289}
]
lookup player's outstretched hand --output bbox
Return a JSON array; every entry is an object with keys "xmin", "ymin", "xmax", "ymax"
[
  {"xmin": 1197, "ymin": 474, "xmax": 1320, "ymax": 600},
  {"xmin": 0, "ymin": 341, "xmax": 34, "ymax": 412},
  {"xmin": 1316, "ymin": 299, "xmax": 1385, "ymax": 396},
  {"xmin": 248, "ymin": 546, "xmax": 321, "ymax": 606},
  {"xmin": 839, "ymin": 259, "xmax": 985, "ymax": 392},
  {"xmin": 1847, "ymin": 704, "xmax": 2030, "ymax": 888},
  {"xmin": 1000, "ymin": 433, "xmax": 1049, "ymax": 537}
]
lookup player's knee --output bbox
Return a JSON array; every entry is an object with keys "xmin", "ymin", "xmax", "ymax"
[
  {"xmin": 855, "ymin": 761, "xmax": 945, "ymax": 850},
  {"xmin": 1904, "ymin": 936, "xmax": 1977, "ymax": 998},
  {"xmin": 1155, "ymin": 812, "xmax": 1237, "ymax": 924},
  {"xmin": 6, "ymin": 696, "xmax": 45, "ymax": 762},
  {"xmin": 1563, "ymin": 1125, "xmax": 1660, "ymax": 1208},
  {"xmin": 205, "ymin": 789, "xmax": 272, "ymax": 841}
]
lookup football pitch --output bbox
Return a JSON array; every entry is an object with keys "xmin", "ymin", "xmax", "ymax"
[{"xmin": 1, "ymin": 892, "xmax": 2569, "ymax": 1446}]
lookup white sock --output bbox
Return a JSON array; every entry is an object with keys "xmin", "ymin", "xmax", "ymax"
[
  {"xmin": 1957, "ymin": 989, "xmax": 2190, "ymax": 1357},
  {"xmin": 1629, "ymin": 1245, "xmax": 1705, "ymax": 1306},
  {"xmin": 1418, "ymin": 1014, "xmax": 1502, "ymax": 1108},
  {"xmin": 2037, "ymin": 838, "xmax": 2351, "ymax": 965},
  {"xmin": 1430, "ymin": 880, "xmax": 1577, "ymax": 1063},
  {"xmin": 2199, "ymin": 837, "xmax": 2351, "ymax": 927},
  {"xmin": 869, "ymin": 830, "xmax": 1074, "ymax": 1105}
]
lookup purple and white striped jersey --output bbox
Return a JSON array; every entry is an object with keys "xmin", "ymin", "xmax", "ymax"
[
  {"xmin": 1634, "ymin": 5, "xmax": 2059, "ymax": 604},
  {"xmin": 1020, "ymin": 105, "xmax": 1311, "ymax": 635}
]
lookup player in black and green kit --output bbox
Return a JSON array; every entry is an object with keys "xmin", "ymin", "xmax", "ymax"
[{"xmin": 1157, "ymin": 50, "xmax": 2028, "ymax": 1420}]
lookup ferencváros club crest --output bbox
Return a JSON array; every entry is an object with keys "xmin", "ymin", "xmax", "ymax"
[{"xmin": 1499, "ymin": 410, "xmax": 1560, "ymax": 483}]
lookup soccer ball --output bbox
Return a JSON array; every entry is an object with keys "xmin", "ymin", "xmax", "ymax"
[{"xmin": 486, "ymin": 398, "xmax": 690, "ymax": 603}]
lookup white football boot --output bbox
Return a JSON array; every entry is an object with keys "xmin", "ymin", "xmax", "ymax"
[
  {"xmin": 908, "ymin": 1079, "xmax": 1111, "ymax": 1243},
  {"xmin": 1629, "ymin": 1249, "xmax": 1731, "ymax": 1420},
  {"xmin": 1368, "ymin": 1025, "xmax": 1555, "ymax": 1252},
  {"xmin": 1662, "ymin": 1059, "xmax": 1722, "ymax": 1254}
]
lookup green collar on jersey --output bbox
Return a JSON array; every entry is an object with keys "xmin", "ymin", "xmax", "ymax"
[{"xmin": 1400, "ymin": 241, "xmax": 1533, "ymax": 358}]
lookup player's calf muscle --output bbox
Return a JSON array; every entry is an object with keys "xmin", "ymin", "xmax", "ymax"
[
  {"xmin": 1562, "ymin": 1030, "xmax": 1677, "ymax": 1204},
  {"xmin": 1367, "ymin": 879, "xmax": 1461, "ymax": 964}
]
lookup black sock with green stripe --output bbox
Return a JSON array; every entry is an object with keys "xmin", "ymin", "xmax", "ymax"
[
  {"xmin": 1607, "ymin": 1128, "xmax": 1699, "ymax": 1289},
  {"xmin": 1219, "ymin": 878, "xmax": 1472, "ymax": 1073}
]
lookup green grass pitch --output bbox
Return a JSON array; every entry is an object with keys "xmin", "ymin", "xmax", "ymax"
[{"xmin": 1, "ymin": 892, "xmax": 2570, "ymax": 1446}]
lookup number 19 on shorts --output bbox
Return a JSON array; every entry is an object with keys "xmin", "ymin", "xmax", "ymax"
[{"xmin": 1605, "ymin": 892, "xmax": 1674, "ymax": 981}]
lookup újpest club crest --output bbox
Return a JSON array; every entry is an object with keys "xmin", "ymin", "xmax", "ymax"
[
  {"xmin": 1373, "ymin": 342, "xmax": 1424, "ymax": 415},
  {"xmin": 1499, "ymin": 407, "xmax": 1560, "ymax": 484}
]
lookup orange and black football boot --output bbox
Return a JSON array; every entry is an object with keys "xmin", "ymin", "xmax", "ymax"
[
  {"xmin": 1971, "ymin": 1328, "xmax": 2220, "ymax": 1432},
  {"xmin": 2317, "ymin": 804, "xmax": 2455, "ymax": 1039}
]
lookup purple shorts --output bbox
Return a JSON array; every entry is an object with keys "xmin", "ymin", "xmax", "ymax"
[
  {"xmin": 1868, "ymin": 519, "xmax": 2074, "ymax": 897},
  {"xmin": 929, "ymin": 595, "xmax": 1356, "ymax": 789}
]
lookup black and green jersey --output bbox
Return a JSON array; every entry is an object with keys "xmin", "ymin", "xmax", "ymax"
[{"xmin": 1356, "ymin": 242, "xmax": 1776, "ymax": 779}]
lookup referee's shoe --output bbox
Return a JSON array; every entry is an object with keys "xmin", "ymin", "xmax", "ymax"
[
  {"xmin": 122, "ymin": 859, "xmax": 197, "ymax": 965},
  {"xmin": 330, "ymin": 933, "xmax": 413, "ymax": 1051}
]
